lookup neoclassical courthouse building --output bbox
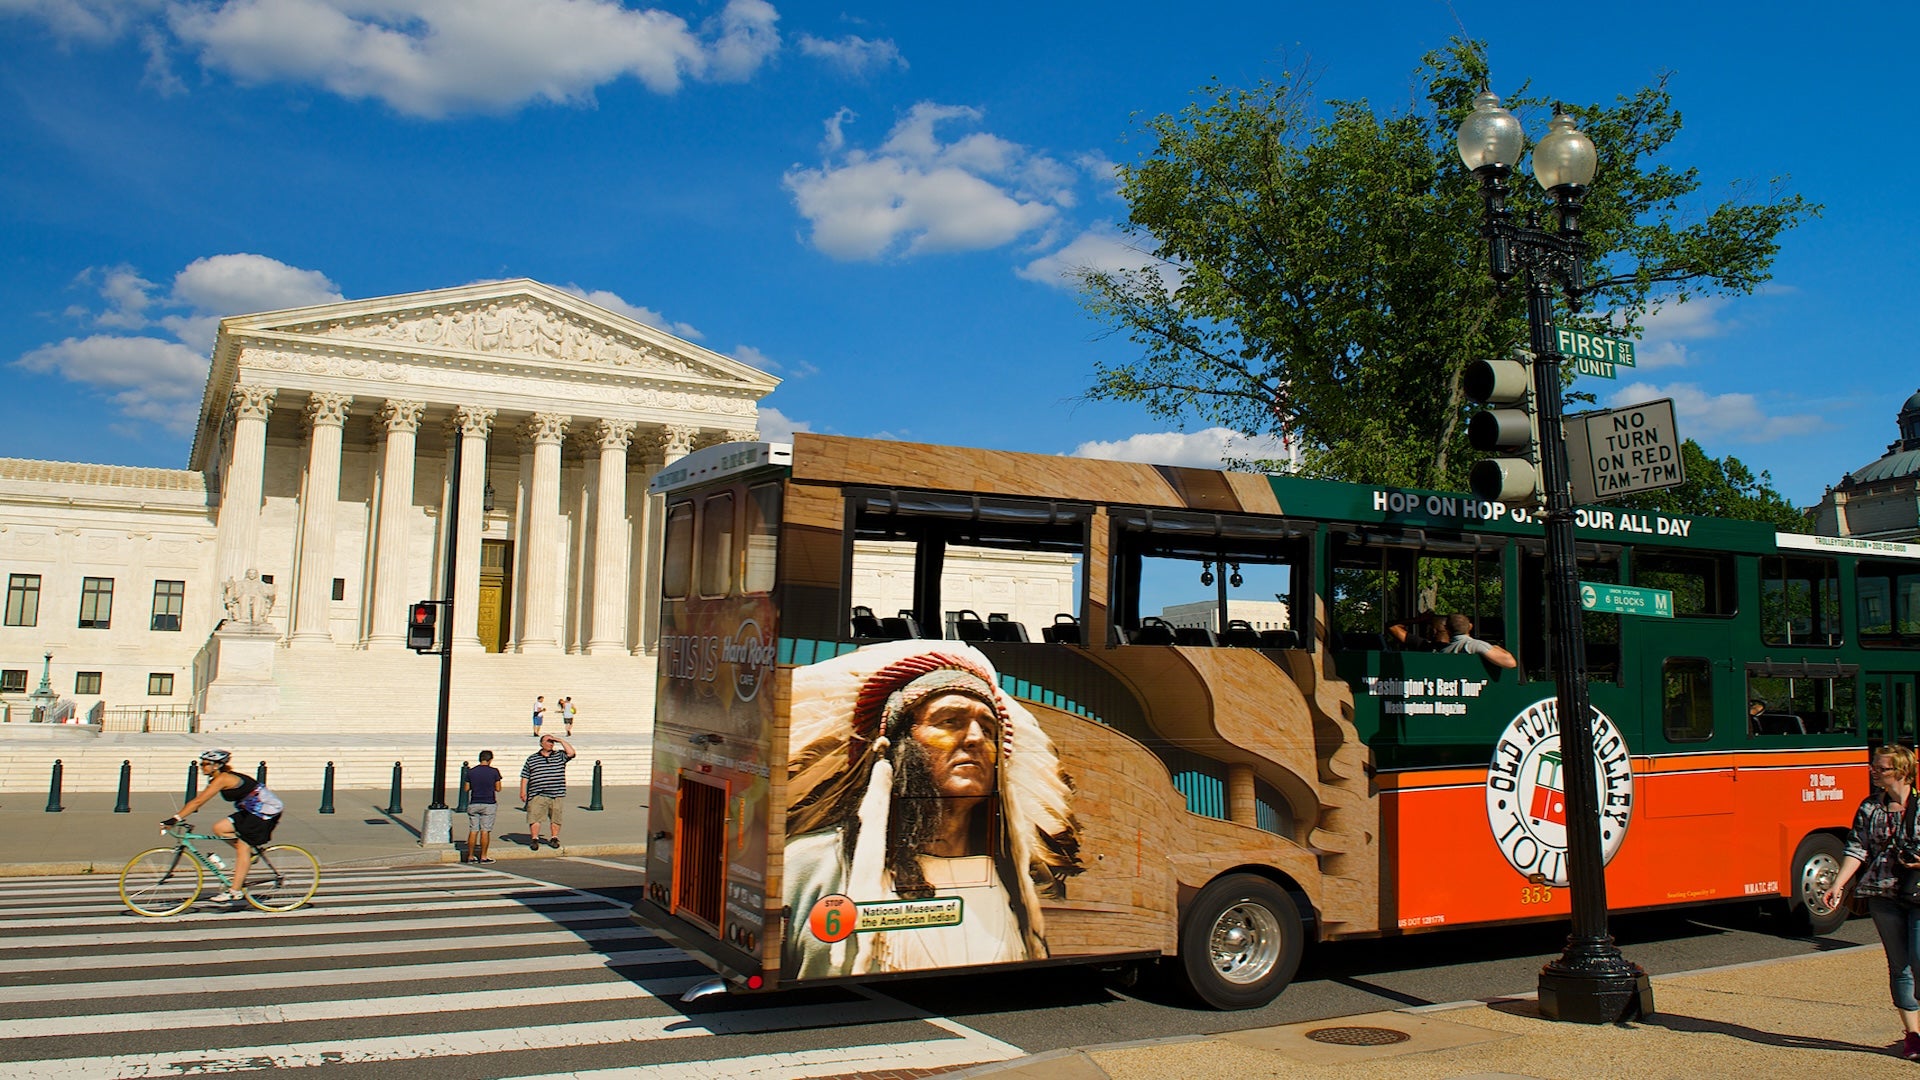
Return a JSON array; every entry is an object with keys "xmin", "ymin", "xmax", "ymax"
[
  {"xmin": 0, "ymin": 280, "xmax": 780, "ymax": 730},
  {"xmin": 0, "ymin": 279, "xmax": 1076, "ymax": 734}
]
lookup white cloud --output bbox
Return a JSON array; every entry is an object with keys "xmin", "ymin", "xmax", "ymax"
[
  {"xmin": 795, "ymin": 31, "xmax": 902, "ymax": 77},
  {"xmin": 784, "ymin": 102, "xmax": 1072, "ymax": 260},
  {"xmin": 1607, "ymin": 380, "xmax": 1824, "ymax": 444},
  {"xmin": 14, "ymin": 253, "xmax": 343, "ymax": 432},
  {"xmin": 1597, "ymin": 297, "xmax": 1732, "ymax": 370},
  {"xmin": 1071, "ymin": 428, "xmax": 1295, "ymax": 469},
  {"xmin": 753, "ymin": 405, "xmax": 810, "ymax": 442},
  {"xmin": 557, "ymin": 285, "xmax": 702, "ymax": 340},
  {"xmin": 7, "ymin": 0, "xmax": 783, "ymax": 118},
  {"xmin": 731, "ymin": 344, "xmax": 814, "ymax": 379},
  {"xmin": 1018, "ymin": 223, "xmax": 1174, "ymax": 291}
]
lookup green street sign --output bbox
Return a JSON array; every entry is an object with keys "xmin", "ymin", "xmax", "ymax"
[
  {"xmin": 1580, "ymin": 581, "xmax": 1674, "ymax": 618},
  {"xmin": 1553, "ymin": 325, "xmax": 1636, "ymax": 380}
]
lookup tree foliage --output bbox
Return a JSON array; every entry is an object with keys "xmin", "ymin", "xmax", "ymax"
[
  {"xmin": 1079, "ymin": 40, "xmax": 1817, "ymax": 522},
  {"xmin": 1614, "ymin": 439, "xmax": 1810, "ymax": 532}
]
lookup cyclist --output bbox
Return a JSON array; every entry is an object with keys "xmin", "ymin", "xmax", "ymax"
[{"xmin": 162, "ymin": 749, "xmax": 285, "ymax": 904}]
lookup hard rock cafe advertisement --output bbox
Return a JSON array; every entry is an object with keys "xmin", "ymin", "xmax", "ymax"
[
  {"xmin": 646, "ymin": 595, "xmax": 778, "ymax": 954},
  {"xmin": 782, "ymin": 640, "xmax": 1082, "ymax": 979}
]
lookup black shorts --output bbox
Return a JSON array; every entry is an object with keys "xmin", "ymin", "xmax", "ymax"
[{"xmin": 230, "ymin": 811, "xmax": 280, "ymax": 848}]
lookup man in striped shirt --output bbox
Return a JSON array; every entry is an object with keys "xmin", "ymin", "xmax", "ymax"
[{"xmin": 520, "ymin": 734, "xmax": 575, "ymax": 851}]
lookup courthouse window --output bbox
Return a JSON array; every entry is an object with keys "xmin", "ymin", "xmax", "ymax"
[
  {"xmin": 5, "ymin": 574, "xmax": 39, "ymax": 627},
  {"xmin": 74, "ymin": 672, "xmax": 101, "ymax": 695},
  {"xmin": 151, "ymin": 580, "xmax": 185, "ymax": 632},
  {"xmin": 0, "ymin": 670, "xmax": 24, "ymax": 693},
  {"xmin": 148, "ymin": 673, "xmax": 174, "ymax": 696},
  {"xmin": 78, "ymin": 577, "xmax": 114, "ymax": 629}
]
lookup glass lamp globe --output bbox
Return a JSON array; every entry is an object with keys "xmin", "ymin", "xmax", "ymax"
[
  {"xmin": 1532, "ymin": 108, "xmax": 1598, "ymax": 191},
  {"xmin": 1457, "ymin": 91, "xmax": 1524, "ymax": 172}
]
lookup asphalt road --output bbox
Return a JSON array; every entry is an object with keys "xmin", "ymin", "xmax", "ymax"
[{"xmin": 518, "ymin": 855, "xmax": 1885, "ymax": 1054}]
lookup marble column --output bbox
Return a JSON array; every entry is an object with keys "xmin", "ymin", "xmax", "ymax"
[
  {"xmin": 638, "ymin": 424, "xmax": 699, "ymax": 654},
  {"xmin": 517, "ymin": 412, "xmax": 570, "ymax": 653},
  {"xmin": 288, "ymin": 392, "xmax": 353, "ymax": 647},
  {"xmin": 448, "ymin": 406, "xmax": 495, "ymax": 652},
  {"xmin": 586, "ymin": 420, "xmax": 636, "ymax": 654},
  {"xmin": 213, "ymin": 385, "xmax": 276, "ymax": 586},
  {"xmin": 365, "ymin": 399, "xmax": 425, "ymax": 646}
]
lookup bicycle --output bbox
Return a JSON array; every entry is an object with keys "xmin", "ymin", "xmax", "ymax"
[{"xmin": 119, "ymin": 822, "xmax": 320, "ymax": 916}]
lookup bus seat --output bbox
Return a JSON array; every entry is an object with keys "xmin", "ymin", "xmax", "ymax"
[
  {"xmin": 1802, "ymin": 712, "xmax": 1832, "ymax": 734},
  {"xmin": 1041, "ymin": 613, "xmax": 1082, "ymax": 645},
  {"xmin": 1219, "ymin": 620, "xmax": 1262, "ymax": 648},
  {"xmin": 1259, "ymin": 629, "xmax": 1300, "ymax": 649},
  {"xmin": 1130, "ymin": 618, "xmax": 1177, "ymax": 646},
  {"xmin": 881, "ymin": 610, "xmax": 925, "ymax": 639},
  {"xmin": 1478, "ymin": 616, "xmax": 1505, "ymax": 644},
  {"xmin": 985, "ymin": 616, "xmax": 1030, "ymax": 642},
  {"xmin": 1174, "ymin": 626, "xmax": 1217, "ymax": 647},
  {"xmin": 851, "ymin": 605, "xmax": 885, "ymax": 639},
  {"xmin": 1752, "ymin": 712, "xmax": 1807, "ymax": 736},
  {"xmin": 1336, "ymin": 631, "xmax": 1386, "ymax": 652},
  {"xmin": 951, "ymin": 610, "xmax": 991, "ymax": 642}
]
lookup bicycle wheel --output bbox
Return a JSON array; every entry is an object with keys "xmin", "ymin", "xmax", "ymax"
[
  {"xmin": 245, "ymin": 844, "xmax": 319, "ymax": 912},
  {"xmin": 120, "ymin": 847, "xmax": 204, "ymax": 917}
]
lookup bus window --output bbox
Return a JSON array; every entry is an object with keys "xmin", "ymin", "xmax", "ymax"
[
  {"xmin": 1116, "ymin": 511, "xmax": 1307, "ymax": 647},
  {"xmin": 744, "ymin": 483, "xmax": 780, "ymax": 595},
  {"xmin": 1663, "ymin": 657, "xmax": 1714, "ymax": 742},
  {"xmin": 1330, "ymin": 530, "xmax": 1502, "ymax": 652},
  {"xmin": 1760, "ymin": 557, "xmax": 1841, "ymax": 646},
  {"xmin": 849, "ymin": 491, "xmax": 1086, "ymax": 643},
  {"xmin": 698, "ymin": 492, "xmax": 736, "ymax": 598},
  {"xmin": 1635, "ymin": 551, "xmax": 1736, "ymax": 616},
  {"xmin": 1516, "ymin": 543, "xmax": 1623, "ymax": 682},
  {"xmin": 663, "ymin": 501, "xmax": 695, "ymax": 600},
  {"xmin": 1748, "ymin": 665, "xmax": 1858, "ymax": 736},
  {"xmin": 1857, "ymin": 559, "xmax": 1920, "ymax": 648}
]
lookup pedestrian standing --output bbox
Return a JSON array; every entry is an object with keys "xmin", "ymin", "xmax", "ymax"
[
  {"xmin": 531, "ymin": 695, "xmax": 546, "ymax": 738},
  {"xmin": 1824, "ymin": 743, "xmax": 1920, "ymax": 1060},
  {"xmin": 561, "ymin": 696, "xmax": 576, "ymax": 737},
  {"xmin": 463, "ymin": 750, "xmax": 503, "ymax": 864},
  {"xmin": 521, "ymin": 734, "xmax": 575, "ymax": 851}
]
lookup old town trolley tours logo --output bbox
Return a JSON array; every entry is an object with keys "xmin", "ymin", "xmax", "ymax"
[{"xmin": 1484, "ymin": 697, "xmax": 1634, "ymax": 887}]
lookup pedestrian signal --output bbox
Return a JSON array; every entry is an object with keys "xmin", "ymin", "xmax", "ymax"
[
  {"xmin": 407, "ymin": 601, "xmax": 438, "ymax": 653},
  {"xmin": 1464, "ymin": 353, "xmax": 1543, "ymax": 508}
]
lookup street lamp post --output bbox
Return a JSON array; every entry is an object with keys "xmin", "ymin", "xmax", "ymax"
[{"xmin": 1457, "ymin": 91, "xmax": 1654, "ymax": 1024}]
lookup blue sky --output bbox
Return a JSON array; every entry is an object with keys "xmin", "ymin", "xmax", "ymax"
[{"xmin": 1, "ymin": 0, "xmax": 1911, "ymax": 510}]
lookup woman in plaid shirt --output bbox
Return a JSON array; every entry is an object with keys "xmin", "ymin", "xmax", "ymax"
[{"xmin": 1825, "ymin": 744, "xmax": 1920, "ymax": 1060}]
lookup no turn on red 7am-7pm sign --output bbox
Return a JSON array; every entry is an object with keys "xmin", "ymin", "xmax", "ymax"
[{"xmin": 1563, "ymin": 399, "xmax": 1685, "ymax": 502}]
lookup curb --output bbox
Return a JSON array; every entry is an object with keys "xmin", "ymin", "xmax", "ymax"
[{"xmin": 0, "ymin": 844, "xmax": 648, "ymax": 878}]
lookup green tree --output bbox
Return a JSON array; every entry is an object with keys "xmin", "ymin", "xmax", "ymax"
[
  {"xmin": 1614, "ymin": 439, "xmax": 1810, "ymax": 531},
  {"xmin": 1079, "ymin": 40, "xmax": 1817, "ymax": 511}
]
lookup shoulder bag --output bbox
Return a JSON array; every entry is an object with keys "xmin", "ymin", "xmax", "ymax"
[{"xmin": 1896, "ymin": 796, "xmax": 1920, "ymax": 906}]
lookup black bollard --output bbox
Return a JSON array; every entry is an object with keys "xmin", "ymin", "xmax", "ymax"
[
  {"xmin": 455, "ymin": 761, "xmax": 471, "ymax": 813},
  {"xmin": 384, "ymin": 760, "xmax": 404, "ymax": 815},
  {"xmin": 45, "ymin": 759, "xmax": 64, "ymax": 813},
  {"xmin": 587, "ymin": 760, "xmax": 604, "ymax": 811},
  {"xmin": 257, "ymin": 760, "xmax": 269, "ymax": 788},
  {"xmin": 318, "ymin": 761, "xmax": 336, "ymax": 814},
  {"xmin": 114, "ymin": 760, "xmax": 132, "ymax": 813},
  {"xmin": 184, "ymin": 760, "xmax": 199, "ymax": 802}
]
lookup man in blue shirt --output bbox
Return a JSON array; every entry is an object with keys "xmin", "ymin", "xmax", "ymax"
[{"xmin": 464, "ymin": 750, "xmax": 504, "ymax": 864}]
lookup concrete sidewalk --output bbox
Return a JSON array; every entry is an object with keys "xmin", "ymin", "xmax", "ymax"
[
  {"xmin": 0, "ymin": 782, "xmax": 650, "ymax": 875},
  {"xmin": 954, "ymin": 945, "xmax": 1914, "ymax": 1079}
]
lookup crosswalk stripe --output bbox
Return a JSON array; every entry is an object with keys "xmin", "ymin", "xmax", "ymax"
[
  {"xmin": 0, "ymin": 948, "xmax": 682, "ymax": 1005},
  {"xmin": 0, "ymin": 925, "xmax": 656, "ymax": 973},
  {"xmin": 502, "ymin": 1030, "xmax": 1021, "ymax": 1080},
  {"xmin": 0, "ymin": 867, "xmax": 488, "ymax": 897},
  {"xmin": 7, "ymin": 976, "xmax": 709, "ymax": 1037},
  {"xmin": 8, "ymin": 999, "xmax": 930, "ymax": 1078},
  {"xmin": 8, "ymin": 894, "xmax": 618, "ymax": 937}
]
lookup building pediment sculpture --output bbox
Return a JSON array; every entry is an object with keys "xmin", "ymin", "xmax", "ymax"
[{"xmin": 220, "ymin": 569, "xmax": 277, "ymax": 627}]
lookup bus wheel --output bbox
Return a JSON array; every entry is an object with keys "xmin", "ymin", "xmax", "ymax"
[
  {"xmin": 1176, "ymin": 873, "xmax": 1303, "ymax": 1010},
  {"xmin": 1785, "ymin": 833, "xmax": 1848, "ymax": 936}
]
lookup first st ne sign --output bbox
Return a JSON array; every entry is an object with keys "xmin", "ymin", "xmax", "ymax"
[{"xmin": 1564, "ymin": 398, "xmax": 1685, "ymax": 502}]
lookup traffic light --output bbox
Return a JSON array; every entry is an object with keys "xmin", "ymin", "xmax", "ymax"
[
  {"xmin": 1464, "ymin": 351, "xmax": 1543, "ymax": 508},
  {"xmin": 407, "ymin": 601, "xmax": 438, "ymax": 653}
]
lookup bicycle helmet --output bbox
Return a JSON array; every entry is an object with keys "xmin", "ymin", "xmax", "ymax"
[{"xmin": 198, "ymin": 748, "xmax": 232, "ymax": 766}]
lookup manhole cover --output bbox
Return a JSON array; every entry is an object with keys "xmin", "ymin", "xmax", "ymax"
[{"xmin": 1303, "ymin": 1026, "xmax": 1411, "ymax": 1046}]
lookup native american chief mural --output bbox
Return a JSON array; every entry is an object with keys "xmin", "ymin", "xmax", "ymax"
[{"xmin": 782, "ymin": 641, "xmax": 1082, "ymax": 977}]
